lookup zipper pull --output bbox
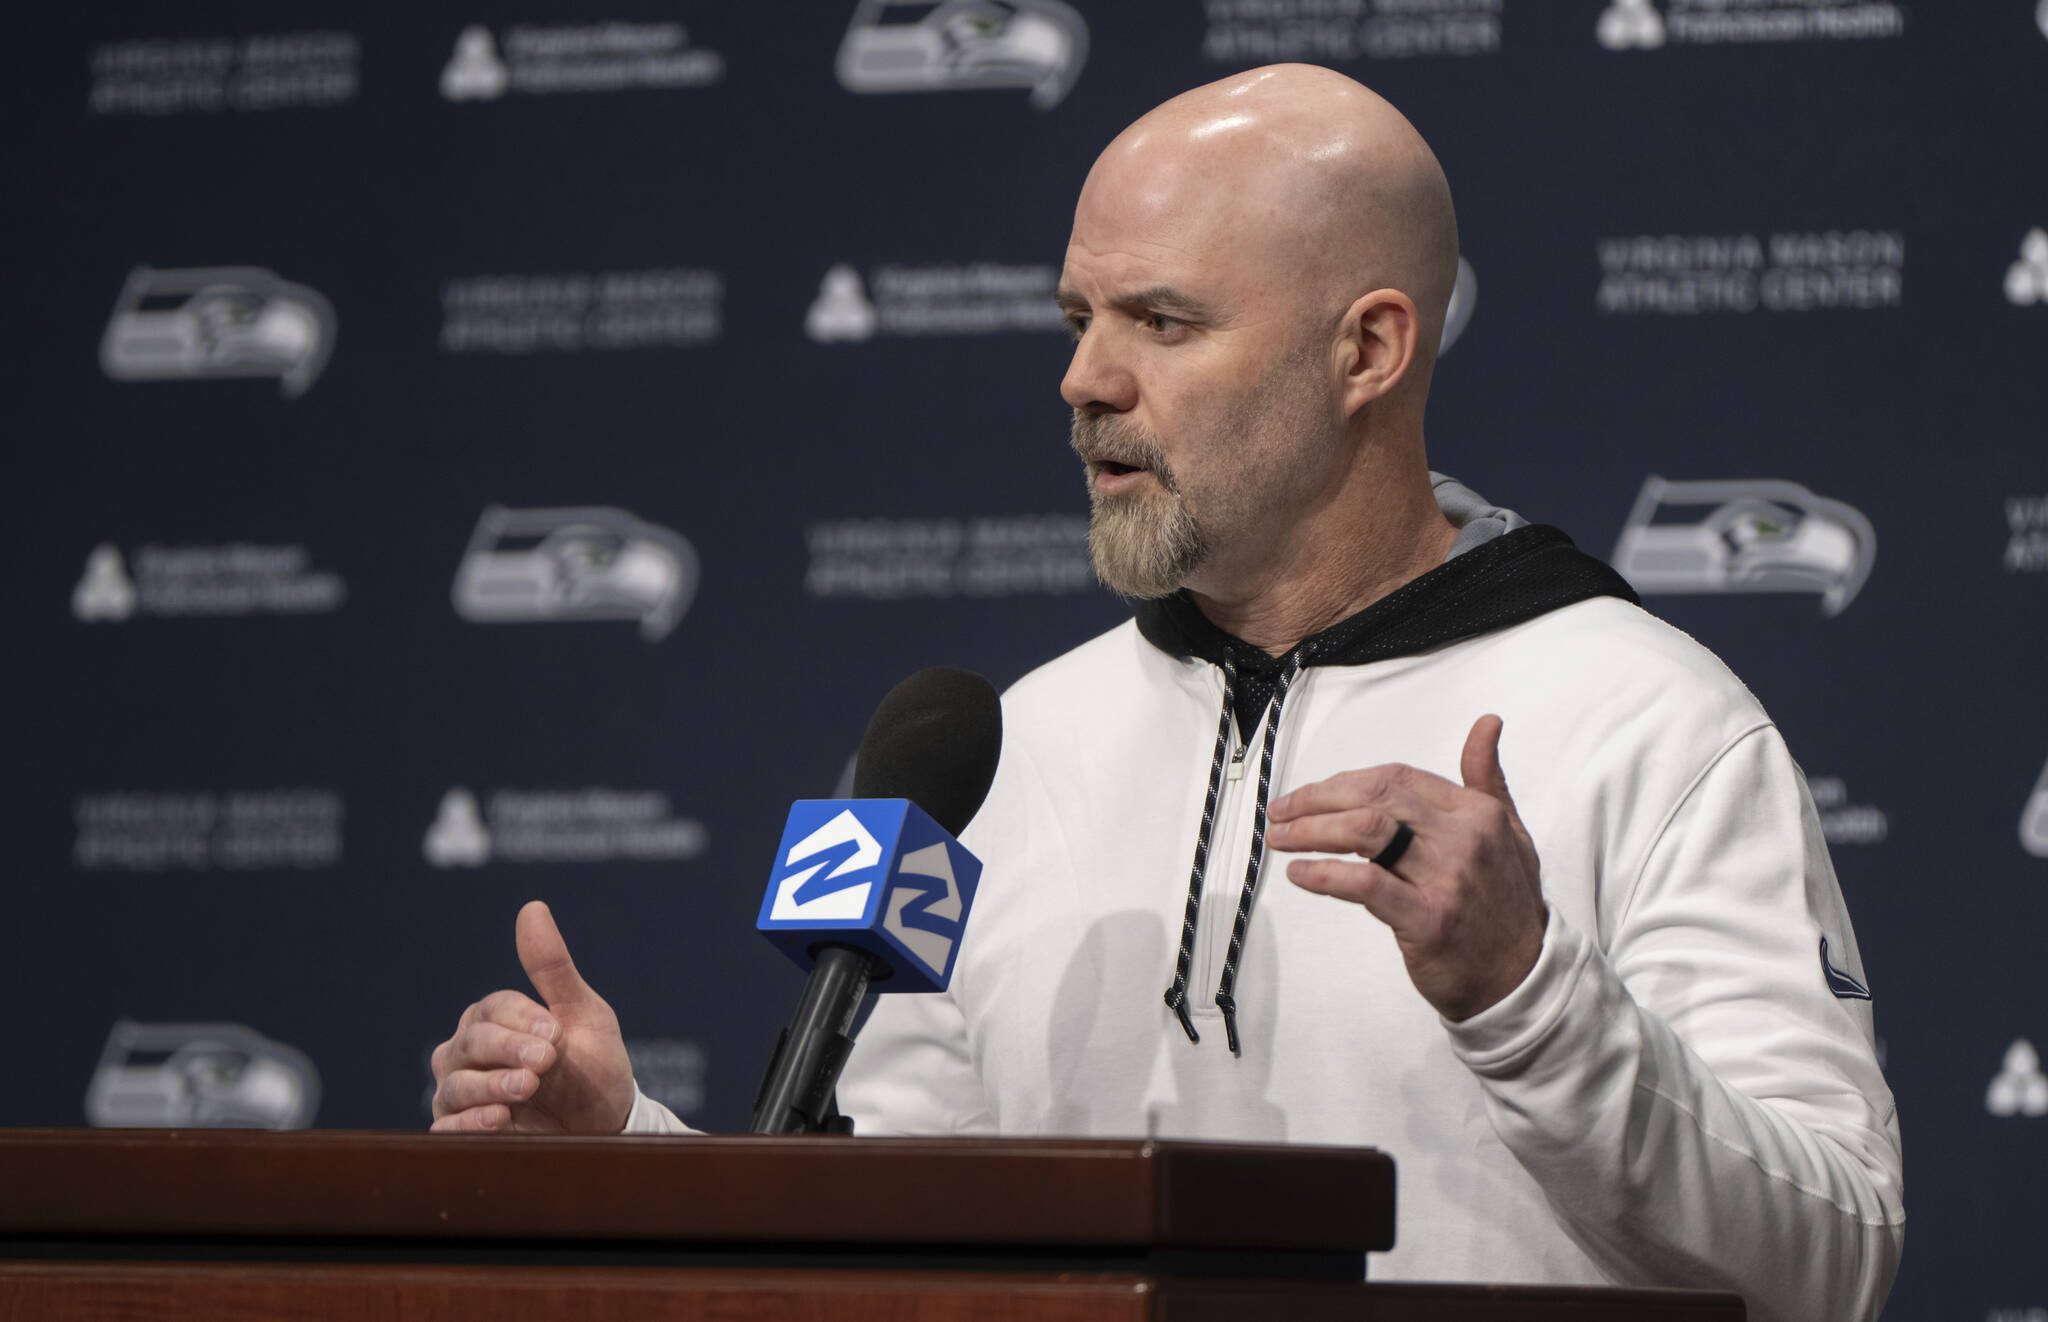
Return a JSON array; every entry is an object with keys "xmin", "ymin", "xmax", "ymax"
[{"xmin": 1226, "ymin": 740, "xmax": 1249, "ymax": 782}]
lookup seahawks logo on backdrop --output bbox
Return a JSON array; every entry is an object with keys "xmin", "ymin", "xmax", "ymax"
[
  {"xmin": 99, "ymin": 266, "xmax": 336, "ymax": 399},
  {"xmin": 834, "ymin": 0, "xmax": 1088, "ymax": 110},
  {"xmin": 1612, "ymin": 476, "xmax": 1877, "ymax": 617},
  {"xmin": 1819, "ymin": 935, "xmax": 1871, "ymax": 1001},
  {"xmin": 85, "ymin": 1019, "xmax": 320, "ymax": 1130},
  {"xmin": 2021, "ymin": 754, "xmax": 2048, "ymax": 858},
  {"xmin": 1439, "ymin": 257, "xmax": 1477, "ymax": 355},
  {"xmin": 451, "ymin": 505, "xmax": 697, "ymax": 642}
]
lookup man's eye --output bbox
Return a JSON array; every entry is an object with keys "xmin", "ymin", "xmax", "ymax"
[
  {"xmin": 1064, "ymin": 316, "xmax": 1090, "ymax": 341},
  {"xmin": 1144, "ymin": 313, "xmax": 1182, "ymax": 334}
]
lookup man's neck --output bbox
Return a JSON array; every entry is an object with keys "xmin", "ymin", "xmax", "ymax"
[{"xmin": 1187, "ymin": 460, "xmax": 1459, "ymax": 657}]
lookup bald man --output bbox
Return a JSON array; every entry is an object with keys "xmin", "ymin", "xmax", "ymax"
[{"xmin": 430, "ymin": 66, "xmax": 1902, "ymax": 1321}]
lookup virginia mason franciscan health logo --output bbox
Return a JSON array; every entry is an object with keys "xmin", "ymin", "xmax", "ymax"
[
  {"xmin": 1987, "ymin": 1039, "xmax": 2048, "ymax": 1118},
  {"xmin": 72, "ymin": 542, "xmax": 345, "ymax": 622},
  {"xmin": 1596, "ymin": 0, "xmax": 1904, "ymax": 49},
  {"xmin": 806, "ymin": 262, "xmax": 1065, "ymax": 340},
  {"xmin": 423, "ymin": 786, "xmax": 707, "ymax": 868},
  {"xmin": 2007, "ymin": 229, "xmax": 2048, "ymax": 306},
  {"xmin": 439, "ymin": 21, "xmax": 723, "ymax": 99},
  {"xmin": 1611, "ymin": 476, "xmax": 1876, "ymax": 616}
]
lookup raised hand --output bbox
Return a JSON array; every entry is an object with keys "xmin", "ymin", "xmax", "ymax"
[
  {"xmin": 429, "ymin": 900, "xmax": 636, "ymax": 1133},
  {"xmin": 1266, "ymin": 715, "xmax": 1547, "ymax": 1022}
]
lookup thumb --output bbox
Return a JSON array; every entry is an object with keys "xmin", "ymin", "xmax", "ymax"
[
  {"xmin": 516, "ymin": 900, "xmax": 596, "ymax": 1012},
  {"xmin": 1460, "ymin": 714, "xmax": 1513, "ymax": 804}
]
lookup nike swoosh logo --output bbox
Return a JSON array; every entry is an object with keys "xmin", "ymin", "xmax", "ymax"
[{"xmin": 1820, "ymin": 935, "xmax": 1871, "ymax": 1001}]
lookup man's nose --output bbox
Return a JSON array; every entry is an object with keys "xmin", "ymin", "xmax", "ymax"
[{"xmin": 1060, "ymin": 327, "xmax": 1136, "ymax": 413}]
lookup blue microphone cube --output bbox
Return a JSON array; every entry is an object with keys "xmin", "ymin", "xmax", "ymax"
[{"xmin": 757, "ymin": 799, "xmax": 982, "ymax": 994}]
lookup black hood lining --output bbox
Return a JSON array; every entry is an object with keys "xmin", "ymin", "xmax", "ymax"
[{"xmin": 1135, "ymin": 524, "xmax": 1640, "ymax": 675}]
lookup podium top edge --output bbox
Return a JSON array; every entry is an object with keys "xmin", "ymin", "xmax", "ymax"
[
  {"xmin": 0, "ymin": 1129, "xmax": 1395, "ymax": 1255},
  {"xmin": 0, "ymin": 1128, "xmax": 1374, "ymax": 1156}
]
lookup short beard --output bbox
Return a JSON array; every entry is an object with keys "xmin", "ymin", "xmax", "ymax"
[{"xmin": 1070, "ymin": 413, "xmax": 1206, "ymax": 599}]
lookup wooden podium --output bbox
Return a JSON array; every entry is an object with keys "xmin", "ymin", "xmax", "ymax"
[{"xmin": 0, "ymin": 1129, "xmax": 1743, "ymax": 1320}]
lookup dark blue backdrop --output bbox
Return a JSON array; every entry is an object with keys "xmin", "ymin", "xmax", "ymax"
[{"xmin": 8, "ymin": 3, "xmax": 2046, "ymax": 1317}]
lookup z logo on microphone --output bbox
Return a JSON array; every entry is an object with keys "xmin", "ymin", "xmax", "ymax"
[
  {"xmin": 769, "ymin": 809, "xmax": 883, "ymax": 921},
  {"xmin": 885, "ymin": 843, "xmax": 965, "ymax": 978}
]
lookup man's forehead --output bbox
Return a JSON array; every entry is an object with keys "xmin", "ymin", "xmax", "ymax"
[
  {"xmin": 1061, "ymin": 230, "xmax": 1190, "ymax": 282},
  {"xmin": 1073, "ymin": 141, "xmax": 1240, "ymax": 241},
  {"xmin": 1058, "ymin": 209, "xmax": 1280, "ymax": 315},
  {"xmin": 1058, "ymin": 234, "xmax": 1234, "ymax": 315},
  {"xmin": 1063, "ymin": 135, "xmax": 1309, "ymax": 293}
]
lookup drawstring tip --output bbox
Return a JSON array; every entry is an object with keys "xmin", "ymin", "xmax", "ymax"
[
  {"xmin": 1215, "ymin": 992, "xmax": 1242, "ymax": 1057},
  {"xmin": 1163, "ymin": 989, "xmax": 1200, "ymax": 1043}
]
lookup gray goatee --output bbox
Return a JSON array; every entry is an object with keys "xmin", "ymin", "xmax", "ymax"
[{"xmin": 1070, "ymin": 412, "xmax": 1206, "ymax": 599}]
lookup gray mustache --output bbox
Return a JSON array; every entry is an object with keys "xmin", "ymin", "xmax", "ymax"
[{"xmin": 1069, "ymin": 413, "xmax": 1179, "ymax": 492}]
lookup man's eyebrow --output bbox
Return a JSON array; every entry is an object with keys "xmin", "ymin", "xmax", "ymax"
[
  {"xmin": 1051, "ymin": 284, "xmax": 1215, "ymax": 319},
  {"xmin": 1122, "ymin": 285, "xmax": 1214, "ymax": 319}
]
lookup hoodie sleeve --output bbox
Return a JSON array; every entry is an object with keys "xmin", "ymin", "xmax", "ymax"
[
  {"xmin": 621, "ymin": 1085, "xmax": 701, "ymax": 1135},
  {"xmin": 1445, "ymin": 723, "xmax": 1903, "ymax": 1322}
]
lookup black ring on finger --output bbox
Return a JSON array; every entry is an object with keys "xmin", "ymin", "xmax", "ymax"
[{"xmin": 1374, "ymin": 820, "xmax": 1415, "ymax": 870}]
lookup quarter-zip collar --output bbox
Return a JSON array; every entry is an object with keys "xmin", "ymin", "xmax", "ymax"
[{"xmin": 1134, "ymin": 478, "xmax": 1640, "ymax": 1054}]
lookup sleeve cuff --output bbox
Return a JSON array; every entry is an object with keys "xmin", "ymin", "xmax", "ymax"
[
  {"xmin": 1442, "ymin": 905, "xmax": 1596, "ymax": 1074},
  {"xmin": 622, "ymin": 1083, "xmax": 701, "ymax": 1135}
]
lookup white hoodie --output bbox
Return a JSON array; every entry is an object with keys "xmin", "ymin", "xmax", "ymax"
[{"xmin": 633, "ymin": 487, "xmax": 1903, "ymax": 1320}]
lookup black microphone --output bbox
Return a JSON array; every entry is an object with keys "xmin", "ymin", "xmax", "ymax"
[{"xmin": 749, "ymin": 667, "xmax": 1002, "ymax": 1134}]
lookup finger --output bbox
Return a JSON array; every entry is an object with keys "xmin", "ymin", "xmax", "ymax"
[
  {"xmin": 472, "ymin": 988, "xmax": 559, "ymax": 1042},
  {"xmin": 1270, "ymin": 764, "xmax": 1461, "ymax": 823},
  {"xmin": 431, "ymin": 1103, "xmax": 511, "ymax": 1133},
  {"xmin": 1268, "ymin": 770, "xmax": 1379, "ymax": 822},
  {"xmin": 517, "ymin": 900, "xmax": 597, "ymax": 1013},
  {"xmin": 1270, "ymin": 776, "xmax": 1449, "ymax": 846},
  {"xmin": 1286, "ymin": 858, "xmax": 1428, "ymax": 929},
  {"xmin": 449, "ymin": 1020, "xmax": 557, "ymax": 1075},
  {"xmin": 1265, "ymin": 807, "xmax": 1413, "ymax": 865},
  {"xmin": 434, "ymin": 1066, "xmax": 540, "ymax": 1115},
  {"xmin": 1460, "ymin": 714, "xmax": 1512, "ymax": 804}
]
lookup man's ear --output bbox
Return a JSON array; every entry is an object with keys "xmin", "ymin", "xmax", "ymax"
[{"xmin": 1334, "ymin": 288, "xmax": 1420, "ymax": 419}]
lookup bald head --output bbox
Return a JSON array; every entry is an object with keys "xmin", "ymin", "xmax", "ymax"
[
  {"xmin": 1078, "ymin": 64, "xmax": 1459, "ymax": 368},
  {"xmin": 1059, "ymin": 66, "xmax": 1466, "ymax": 623}
]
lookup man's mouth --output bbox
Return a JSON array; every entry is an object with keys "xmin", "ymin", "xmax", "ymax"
[
  {"xmin": 1070, "ymin": 412, "xmax": 1172, "ymax": 493},
  {"xmin": 1090, "ymin": 457, "xmax": 1156, "ymax": 495}
]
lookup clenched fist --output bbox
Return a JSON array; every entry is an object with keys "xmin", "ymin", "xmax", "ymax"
[{"xmin": 429, "ymin": 900, "xmax": 636, "ymax": 1134}]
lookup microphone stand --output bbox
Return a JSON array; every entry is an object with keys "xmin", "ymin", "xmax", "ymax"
[{"xmin": 748, "ymin": 945, "xmax": 876, "ymax": 1134}]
